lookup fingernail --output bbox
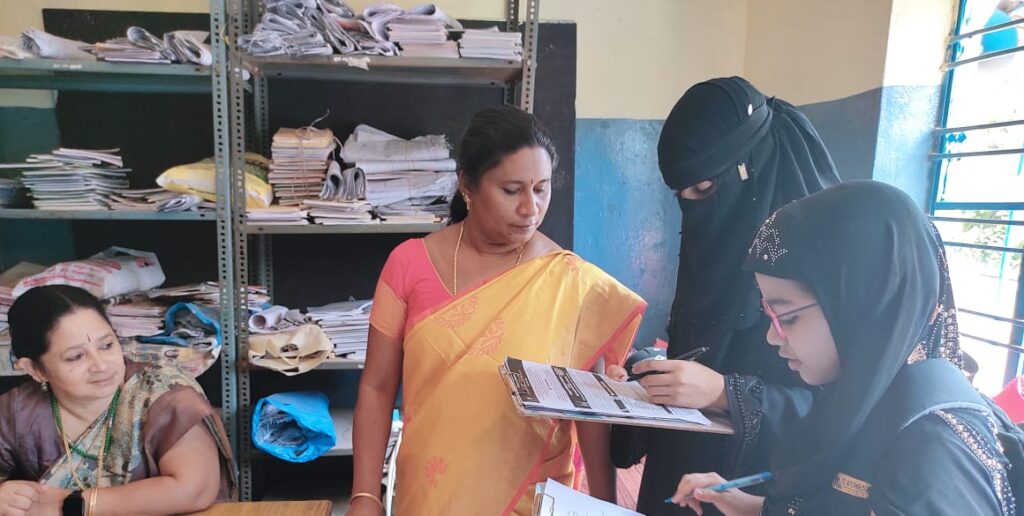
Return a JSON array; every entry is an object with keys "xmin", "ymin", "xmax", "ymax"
[{"xmin": 694, "ymin": 488, "xmax": 704, "ymax": 498}]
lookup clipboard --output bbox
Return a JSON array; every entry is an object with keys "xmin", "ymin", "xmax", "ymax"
[
  {"xmin": 500, "ymin": 361, "xmax": 734, "ymax": 435},
  {"xmin": 532, "ymin": 478, "xmax": 643, "ymax": 516}
]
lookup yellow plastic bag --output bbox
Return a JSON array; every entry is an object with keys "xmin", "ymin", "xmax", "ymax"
[{"xmin": 157, "ymin": 153, "xmax": 273, "ymax": 208}]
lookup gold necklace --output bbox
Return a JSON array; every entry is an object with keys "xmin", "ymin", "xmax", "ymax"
[
  {"xmin": 453, "ymin": 222, "xmax": 526, "ymax": 296},
  {"xmin": 53, "ymin": 392, "xmax": 119, "ymax": 490}
]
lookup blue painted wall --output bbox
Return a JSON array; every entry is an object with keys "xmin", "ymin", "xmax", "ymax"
[
  {"xmin": 574, "ymin": 119, "xmax": 679, "ymax": 349},
  {"xmin": 574, "ymin": 85, "xmax": 940, "ymax": 350}
]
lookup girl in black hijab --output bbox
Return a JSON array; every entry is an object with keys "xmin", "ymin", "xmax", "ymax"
[
  {"xmin": 671, "ymin": 181, "xmax": 1024, "ymax": 515},
  {"xmin": 610, "ymin": 76, "xmax": 840, "ymax": 515}
]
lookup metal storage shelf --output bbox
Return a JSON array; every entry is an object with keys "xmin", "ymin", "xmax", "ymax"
[
  {"xmin": 245, "ymin": 222, "xmax": 443, "ymax": 234},
  {"xmin": 244, "ymin": 55, "xmax": 521, "ymax": 85},
  {"xmin": 0, "ymin": 58, "xmax": 212, "ymax": 93},
  {"xmin": 231, "ymin": 0, "xmax": 541, "ymax": 501},
  {"xmin": 1, "ymin": 0, "xmax": 243, "ymax": 477},
  {"xmin": 0, "ymin": 209, "xmax": 215, "ymax": 221}
]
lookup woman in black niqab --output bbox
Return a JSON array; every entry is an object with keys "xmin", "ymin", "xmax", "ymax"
[{"xmin": 616, "ymin": 76, "xmax": 840, "ymax": 515}]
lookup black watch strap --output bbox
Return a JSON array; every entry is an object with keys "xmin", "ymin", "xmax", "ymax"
[{"xmin": 62, "ymin": 490, "xmax": 84, "ymax": 516}]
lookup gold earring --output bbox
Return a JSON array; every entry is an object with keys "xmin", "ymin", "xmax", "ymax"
[{"xmin": 41, "ymin": 380, "xmax": 49, "ymax": 392}]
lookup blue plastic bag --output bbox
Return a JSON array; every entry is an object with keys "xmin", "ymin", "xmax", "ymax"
[
  {"xmin": 252, "ymin": 391, "xmax": 336, "ymax": 463},
  {"xmin": 138, "ymin": 302, "xmax": 221, "ymax": 348}
]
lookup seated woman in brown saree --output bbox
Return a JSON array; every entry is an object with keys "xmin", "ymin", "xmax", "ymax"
[{"xmin": 0, "ymin": 285, "xmax": 236, "ymax": 516}]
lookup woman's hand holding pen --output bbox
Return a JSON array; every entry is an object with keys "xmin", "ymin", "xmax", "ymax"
[
  {"xmin": 670, "ymin": 472, "xmax": 764, "ymax": 516},
  {"xmin": 607, "ymin": 359, "xmax": 728, "ymax": 410},
  {"xmin": 636, "ymin": 359, "xmax": 728, "ymax": 409}
]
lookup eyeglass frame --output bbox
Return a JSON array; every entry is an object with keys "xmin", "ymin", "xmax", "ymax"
[{"xmin": 760, "ymin": 298, "xmax": 819, "ymax": 340}]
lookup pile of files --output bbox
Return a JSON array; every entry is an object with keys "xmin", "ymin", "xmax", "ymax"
[
  {"xmin": 307, "ymin": 299, "xmax": 372, "ymax": 360},
  {"xmin": 458, "ymin": 27, "xmax": 523, "ymax": 60},
  {"xmin": 376, "ymin": 201, "xmax": 450, "ymax": 224},
  {"xmin": 105, "ymin": 298, "xmax": 166, "ymax": 338},
  {"xmin": 387, "ymin": 11, "xmax": 459, "ymax": 58},
  {"xmin": 148, "ymin": 282, "xmax": 270, "ymax": 311},
  {"xmin": 238, "ymin": 1, "xmax": 461, "ymax": 58},
  {"xmin": 85, "ymin": 26, "xmax": 212, "ymax": 65},
  {"xmin": 248, "ymin": 206, "xmax": 311, "ymax": 225},
  {"xmin": 16, "ymin": 148, "xmax": 130, "ymax": 211},
  {"xmin": 107, "ymin": 188, "xmax": 213, "ymax": 213},
  {"xmin": 339, "ymin": 124, "xmax": 457, "ymax": 222},
  {"xmin": 301, "ymin": 199, "xmax": 375, "ymax": 225},
  {"xmin": 270, "ymin": 127, "xmax": 337, "ymax": 206}
]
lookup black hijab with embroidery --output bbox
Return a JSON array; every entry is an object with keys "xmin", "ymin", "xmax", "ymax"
[
  {"xmin": 658, "ymin": 76, "xmax": 840, "ymax": 363},
  {"xmin": 744, "ymin": 181, "xmax": 967, "ymax": 500}
]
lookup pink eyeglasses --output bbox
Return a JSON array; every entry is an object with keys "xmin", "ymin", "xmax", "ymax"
[{"xmin": 760, "ymin": 299, "xmax": 819, "ymax": 340}]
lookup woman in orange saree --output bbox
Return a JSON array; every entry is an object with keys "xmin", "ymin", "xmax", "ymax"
[{"xmin": 348, "ymin": 107, "xmax": 646, "ymax": 516}]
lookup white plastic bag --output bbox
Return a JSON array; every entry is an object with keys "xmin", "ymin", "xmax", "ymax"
[{"xmin": 13, "ymin": 247, "xmax": 166, "ymax": 300}]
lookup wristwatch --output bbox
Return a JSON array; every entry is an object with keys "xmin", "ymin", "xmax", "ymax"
[{"xmin": 62, "ymin": 490, "xmax": 84, "ymax": 516}]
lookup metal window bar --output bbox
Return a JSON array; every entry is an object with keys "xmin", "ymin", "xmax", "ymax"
[
  {"xmin": 930, "ymin": 216, "xmax": 1024, "ymax": 227},
  {"xmin": 959, "ymin": 308, "xmax": 1024, "ymax": 327},
  {"xmin": 936, "ymin": 118, "xmax": 1024, "ymax": 134},
  {"xmin": 960, "ymin": 332, "xmax": 1024, "ymax": 353},
  {"xmin": 942, "ymin": 240, "xmax": 1024, "ymax": 254},
  {"xmin": 933, "ymin": 202, "xmax": 1024, "ymax": 211},
  {"xmin": 931, "ymin": 148, "xmax": 1024, "ymax": 159},
  {"xmin": 944, "ymin": 44, "xmax": 1024, "ymax": 69},
  {"xmin": 949, "ymin": 16, "xmax": 1024, "ymax": 42}
]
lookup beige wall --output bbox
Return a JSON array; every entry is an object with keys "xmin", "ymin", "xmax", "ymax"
[
  {"xmin": 883, "ymin": 0, "xmax": 957, "ymax": 88},
  {"xmin": 743, "ymin": 0, "xmax": 893, "ymax": 105},
  {"xmin": 0, "ymin": 0, "xmax": 750, "ymax": 118}
]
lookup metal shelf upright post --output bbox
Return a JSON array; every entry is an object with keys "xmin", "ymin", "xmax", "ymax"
[{"xmin": 228, "ymin": 0, "xmax": 540, "ymax": 501}]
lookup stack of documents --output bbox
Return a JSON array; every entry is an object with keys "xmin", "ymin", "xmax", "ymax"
[
  {"xmin": 107, "ymin": 189, "xmax": 213, "ymax": 212},
  {"xmin": 148, "ymin": 282, "xmax": 270, "ymax": 311},
  {"xmin": 340, "ymin": 124, "xmax": 452, "ymax": 172},
  {"xmin": 247, "ymin": 206, "xmax": 310, "ymax": 225},
  {"xmin": 301, "ymin": 199, "xmax": 376, "ymax": 225},
  {"xmin": 17, "ymin": 149, "xmax": 130, "ymax": 211},
  {"xmin": 501, "ymin": 357, "xmax": 732, "ymax": 434},
  {"xmin": 307, "ymin": 299, "xmax": 372, "ymax": 359},
  {"xmin": 88, "ymin": 38, "xmax": 171, "ymax": 63},
  {"xmin": 26, "ymin": 147, "xmax": 123, "ymax": 168},
  {"xmin": 339, "ymin": 125, "xmax": 456, "ymax": 219},
  {"xmin": 365, "ymin": 171, "xmax": 456, "ymax": 220},
  {"xmin": 271, "ymin": 127, "xmax": 337, "ymax": 206},
  {"xmin": 388, "ymin": 18, "xmax": 459, "ymax": 58},
  {"xmin": 84, "ymin": 27, "xmax": 212, "ymax": 65},
  {"xmin": 105, "ymin": 299, "xmax": 166, "ymax": 337},
  {"xmin": 459, "ymin": 27, "xmax": 522, "ymax": 60},
  {"xmin": 377, "ymin": 201, "xmax": 448, "ymax": 224}
]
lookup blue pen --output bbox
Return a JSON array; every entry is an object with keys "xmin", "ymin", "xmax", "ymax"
[{"xmin": 665, "ymin": 471, "xmax": 773, "ymax": 504}]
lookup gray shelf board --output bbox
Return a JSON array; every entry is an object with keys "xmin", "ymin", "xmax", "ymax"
[
  {"xmin": 245, "ymin": 222, "xmax": 443, "ymax": 234},
  {"xmin": 0, "ymin": 209, "xmax": 216, "ymax": 221},
  {"xmin": 244, "ymin": 54, "xmax": 521, "ymax": 85},
  {"xmin": 0, "ymin": 58, "xmax": 212, "ymax": 93}
]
